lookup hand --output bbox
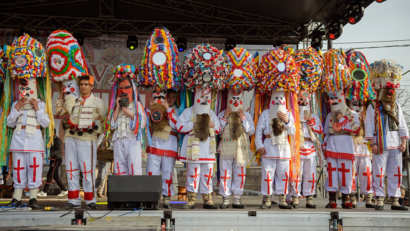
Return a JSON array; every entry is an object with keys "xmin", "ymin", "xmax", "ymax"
[
  {"xmin": 304, "ymin": 114, "xmax": 312, "ymax": 122},
  {"xmin": 30, "ymin": 99, "xmax": 39, "ymax": 111},
  {"xmin": 209, "ymin": 121, "xmax": 215, "ymax": 128},
  {"xmin": 371, "ymin": 144, "xmax": 379, "ymax": 155},
  {"xmin": 224, "ymin": 107, "xmax": 232, "ymax": 119},
  {"xmin": 277, "ymin": 111, "xmax": 288, "ymax": 123},
  {"xmin": 399, "ymin": 140, "xmax": 407, "ymax": 152},
  {"xmin": 116, "ymin": 97, "xmax": 121, "ymax": 107},
  {"xmin": 337, "ymin": 112, "xmax": 343, "ymax": 121},
  {"xmin": 237, "ymin": 108, "xmax": 245, "ymax": 120},
  {"xmin": 15, "ymin": 97, "xmax": 28, "ymax": 111},
  {"xmin": 122, "ymin": 107, "xmax": 134, "ymax": 118},
  {"xmin": 257, "ymin": 148, "xmax": 267, "ymax": 155},
  {"xmin": 161, "ymin": 101, "xmax": 169, "ymax": 110},
  {"xmin": 359, "ymin": 111, "xmax": 365, "ymax": 119}
]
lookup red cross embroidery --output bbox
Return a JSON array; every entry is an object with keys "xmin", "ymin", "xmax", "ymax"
[
  {"xmin": 238, "ymin": 167, "xmax": 246, "ymax": 189},
  {"xmin": 115, "ymin": 162, "xmax": 126, "ymax": 175},
  {"xmin": 204, "ymin": 168, "xmax": 212, "ymax": 189},
  {"xmin": 29, "ymin": 157, "xmax": 40, "ymax": 182},
  {"xmin": 376, "ymin": 167, "xmax": 384, "ymax": 187},
  {"xmin": 308, "ymin": 173, "xmax": 317, "ymax": 193},
  {"xmin": 221, "ymin": 169, "xmax": 231, "ymax": 192},
  {"xmin": 293, "ymin": 175, "xmax": 300, "ymax": 194},
  {"xmin": 130, "ymin": 164, "xmax": 134, "ymax": 175},
  {"xmin": 264, "ymin": 173, "xmax": 273, "ymax": 195},
  {"xmin": 13, "ymin": 159, "xmax": 25, "ymax": 183},
  {"xmin": 282, "ymin": 171, "xmax": 289, "ymax": 194},
  {"xmin": 83, "ymin": 162, "xmax": 92, "ymax": 181},
  {"xmin": 363, "ymin": 167, "xmax": 372, "ymax": 191},
  {"xmin": 394, "ymin": 167, "xmax": 402, "ymax": 189},
  {"xmin": 338, "ymin": 163, "xmax": 350, "ymax": 187},
  {"xmin": 66, "ymin": 161, "xmax": 79, "ymax": 180},
  {"xmin": 327, "ymin": 162, "xmax": 337, "ymax": 187},
  {"xmin": 165, "ymin": 173, "xmax": 173, "ymax": 196},
  {"xmin": 190, "ymin": 167, "xmax": 199, "ymax": 189}
]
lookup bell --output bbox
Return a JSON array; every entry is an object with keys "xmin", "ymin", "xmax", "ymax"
[
  {"xmin": 93, "ymin": 125, "xmax": 99, "ymax": 131},
  {"xmin": 77, "ymin": 131, "xmax": 83, "ymax": 136},
  {"xmin": 69, "ymin": 130, "xmax": 75, "ymax": 135},
  {"xmin": 87, "ymin": 129, "xmax": 93, "ymax": 134}
]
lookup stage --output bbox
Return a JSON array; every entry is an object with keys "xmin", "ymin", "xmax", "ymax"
[{"xmin": 1, "ymin": 195, "xmax": 410, "ymax": 230}]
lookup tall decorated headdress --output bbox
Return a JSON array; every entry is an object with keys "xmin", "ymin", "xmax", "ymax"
[
  {"xmin": 369, "ymin": 59, "xmax": 403, "ymax": 90},
  {"xmin": 294, "ymin": 47, "xmax": 323, "ymax": 93},
  {"xmin": 139, "ymin": 28, "xmax": 180, "ymax": 90},
  {"xmin": 345, "ymin": 50, "xmax": 375, "ymax": 101},
  {"xmin": 0, "ymin": 47, "xmax": 6, "ymax": 84},
  {"xmin": 321, "ymin": 49, "xmax": 351, "ymax": 94}
]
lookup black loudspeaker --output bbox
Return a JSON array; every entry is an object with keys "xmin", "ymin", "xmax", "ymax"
[{"xmin": 107, "ymin": 175, "xmax": 162, "ymax": 210}]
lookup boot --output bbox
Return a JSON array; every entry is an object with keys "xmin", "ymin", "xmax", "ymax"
[
  {"xmin": 260, "ymin": 195, "xmax": 271, "ymax": 209},
  {"xmin": 306, "ymin": 195, "xmax": 317, "ymax": 209},
  {"xmin": 391, "ymin": 197, "xmax": 408, "ymax": 211},
  {"xmin": 349, "ymin": 193, "xmax": 357, "ymax": 208},
  {"xmin": 232, "ymin": 194, "xmax": 245, "ymax": 209},
  {"xmin": 365, "ymin": 193, "xmax": 376, "ymax": 208},
  {"xmin": 341, "ymin": 194, "xmax": 353, "ymax": 209},
  {"xmin": 163, "ymin": 196, "xmax": 171, "ymax": 209},
  {"xmin": 326, "ymin": 192, "xmax": 337, "ymax": 208},
  {"xmin": 290, "ymin": 196, "xmax": 299, "ymax": 208},
  {"xmin": 375, "ymin": 196, "xmax": 384, "ymax": 210},
  {"xmin": 182, "ymin": 192, "xmax": 196, "ymax": 209},
  {"xmin": 202, "ymin": 194, "xmax": 218, "ymax": 209},
  {"xmin": 278, "ymin": 194, "xmax": 292, "ymax": 209},
  {"xmin": 219, "ymin": 196, "xmax": 230, "ymax": 209},
  {"xmin": 28, "ymin": 189, "xmax": 40, "ymax": 210}
]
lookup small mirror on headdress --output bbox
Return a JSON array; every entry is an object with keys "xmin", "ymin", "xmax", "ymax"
[
  {"xmin": 202, "ymin": 73, "xmax": 212, "ymax": 83},
  {"xmin": 203, "ymin": 52, "xmax": 212, "ymax": 60},
  {"xmin": 300, "ymin": 90, "xmax": 310, "ymax": 99},
  {"xmin": 303, "ymin": 53, "xmax": 311, "ymax": 59},
  {"xmin": 151, "ymin": 110, "xmax": 164, "ymax": 122},
  {"xmin": 277, "ymin": 62, "xmax": 286, "ymax": 72},
  {"xmin": 152, "ymin": 51, "xmax": 167, "ymax": 66},
  {"xmin": 351, "ymin": 69, "xmax": 366, "ymax": 82},
  {"xmin": 154, "ymin": 36, "xmax": 164, "ymax": 45},
  {"xmin": 16, "ymin": 56, "xmax": 27, "ymax": 67},
  {"xmin": 232, "ymin": 87, "xmax": 243, "ymax": 96},
  {"xmin": 34, "ymin": 48, "xmax": 43, "ymax": 58},
  {"xmin": 233, "ymin": 69, "xmax": 243, "ymax": 77}
]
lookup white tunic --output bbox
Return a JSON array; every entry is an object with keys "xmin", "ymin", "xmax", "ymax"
[
  {"xmin": 365, "ymin": 103, "xmax": 409, "ymax": 149},
  {"xmin": 300, "ymin": 114, "xmax": 323, "ymax": 159},
  {"xmin": 177, "ymin": 106, "xmax": 221, "ymax": 163},
  {"xmin": 7, "ymin": 100, "xmax": 50, "ymax": 153},
  {"xmin": 110, "ymin": 102, "xmax": 146, "ymax": 141},
  {"xmin": 255, "ymin": 109, "xmax": 295, "ymax": 159}
]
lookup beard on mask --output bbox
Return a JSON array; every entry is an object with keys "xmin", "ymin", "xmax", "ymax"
[
  {"xmin": 379, "ymin": 88, "xmax": 396, "ymax": 105},
  {"xmin": 194, "ymin": 114, "xmax": 210, "ymax": 141},
  {"xmin": 229, "ymin": 113, "xmax": 243, "ymax": 139},
  {"xmin": 271, "ymin": 118, "xmax": 285, "ymax": 137},
  {"xmin": 149, "ymin": 103, "xmax": 168, "ymax": 131}
]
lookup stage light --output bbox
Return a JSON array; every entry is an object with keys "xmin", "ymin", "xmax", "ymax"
[
  {"xmin": 327, "ymin": 20, "xmax": 343, "ymax": 40},
  {"xmin": 73, "ymin": 33, "xmax": 84, "ymax": 46},
  {"xmin": 347, "ymin": 2, "xmax": 364, "ymax": 25},
  {"xmin": 225, "ymin": 38, "xmax": 236, "ymax": 51},
  {"xmin": 310, "ymin": 31, "xmax": 324, "ymax": 50},
  {"xmin": 375, "ymin": 0, "xmax": 385, "ymax": 2},
  {"xmin": 176, "ymin": 37, "xmax": 187, "ymax": 52},
  {"xmin": 127, "ymin": 35, "xmax": 138, "ymax": 50}
]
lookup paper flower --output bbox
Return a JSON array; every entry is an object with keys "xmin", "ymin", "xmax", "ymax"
[
  {"xmin": 345, "ymin": 50, "xmax": 375, "ymax": 100},
  {"xmin": 294, "ymin": 47, "xmax": 323, "ymax": 92},
  {"xmin": 320, "ymin": 49, "xmax": 351, "ymax": 93},
  {"xmin": 224, "ymin": 47, "xmax": 257, "ymax": 91},
  {"xmin": 369, "ymin": 59, "xmax": 403, "ymax": 90},
  {"xmin": 113, "ymin": 63, "xmax": 136, "ymax": 79}
]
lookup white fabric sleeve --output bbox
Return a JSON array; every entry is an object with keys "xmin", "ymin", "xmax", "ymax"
[{"xmin": 7, "ymin": 102, "xmax": 21, "ymax": 128}]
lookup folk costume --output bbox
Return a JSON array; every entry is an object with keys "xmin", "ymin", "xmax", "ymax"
[
  {"xmin": 177, "ymin": 44, "xmax": 227, "ymax": 209},
  {"xmin": 140, "ymin": 28, "xmax": 180, "ymax": 209},
  {"xmin": 5, "ymin": 34, "xmax": 53, "ymax": 209},
  {"xmin": 345, "ymin": 50, "xmax": 376, "ymax": 208},
  {"xmin": 255, "ymin": 48, "xmax": 300, "ymax": 209},
  {"xmin": 0, "ymin": 47, "xmax": 8, "ymax": 184},
  {"xmin": 218, "ymin": 47, "xmax": 256, "ymax": 209},
  {"xmin": 289, "ymin": 47, "xmax": 324, "ymax": 209},
  {"xmin": 321, "ymin": 49, "xmax": 360, "ymax": 209},
  {"xmin": 365, "ymin": 59, "xmax": 409, "ymax": 210},
  {"xmin": 47, "ymin": 30, "xmax": 107, "ymax": 209}
]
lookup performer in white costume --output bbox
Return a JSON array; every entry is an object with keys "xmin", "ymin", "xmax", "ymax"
[
  {"xmin": 344, "ymin": 49, "xmax": 376, "ymax": 208},
  {"xmin": 5, "ymin": 34, "xmax": 53, "ymax": 209},
  {"xmin": 289, "ymin": 47, "xmax": 324, "ymax": 209},
  {"xmin": 365, "ymin": 59, "xmax": 408, "ymax": 210},
  {"xmin": 218, "ymin": 47, "xmax": 256, "ymax": 209},
  {"xmin": 255, "ymin": 48, "xmax": 300, "ymax": 209},
  {"xmin": 322, "ymin": 49, "xmax": 360, "ymax": 209},
  {"xmin": 177, "ymin": 44, "xmax": 227, "ymax": 209}
]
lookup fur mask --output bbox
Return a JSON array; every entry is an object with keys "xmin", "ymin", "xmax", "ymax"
[
  {"xmin": 194, "ymin": 114, "xmax": 210, "ymax": 141},
  {"xmin": 271, "ymin": 118, "xmax": 285, "ymax": 137},
  {"xmin": 149, "ymin": 103, "xmax": 168, "ymax": 131},
  {"xmin": 229, "ymin": 113, "xmax": 243, "ymax": 139}
]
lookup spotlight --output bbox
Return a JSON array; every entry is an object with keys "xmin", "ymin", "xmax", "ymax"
[
  {"xmin": 327, "ymin": 20, "xmax": 343, "ymax": 40},
  {"xmin": 127, "ymin": 35, "xmax": 138, "ymax": 50},
  {"xmin": 310, "ymin": 31, "xmax": 324, "ymax": 50},
  {"xmin": 73, "ymin": 33, "xmax": 84, "ymax": 46},
  {"xmin": 375, "ymin": 0, "xmax": 385, "ymax": 2},
  {"xmin": 176, "ymin": 37, "xmax": 187, "ymax": 52},
  {"xmin": 347, "ymin": 2, "xmax": 364, "ymax": 25},
  {"xmin": 225, "ymin": 38, "xmax": 236, "ymax": 51}
]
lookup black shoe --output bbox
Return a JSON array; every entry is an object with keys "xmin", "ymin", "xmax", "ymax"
[
  {"xmin": 219, "ymin": 203, "xmax": 229, "ymax": 209},
  {"xmin": 64, "ymin": 203, "xmax": 81, "ymax": 210},
  {"xmin": 203, "ymin": 204, "xmax": 219, "ymax": 209},
  {"xmin": 271, "ymin": 200, "xmax": 278, "ymax": 205},
  {"xmin": 290, "ymin": 201, "xmax": 299, "ymax": 209},
  {"xmin": 365, "ymin": 203, "xmax": 376, "ymax": 208},
  {"xmin": 232, "ymin": 203, "xmax": 245, "ymax": 209},
  {"xmin": 163, "ymin": 203, "xmax": 172, "ymax": 209},
  {"xmin": 306, "ymin": 204, "xmax": 317, "ymax": 209},
  {"xmin": 7, "ymin": 198, "xmax": 21, "ymax": 208},
  {"xmin": 352, "ymin": 203, "xmax": 357, "ymax": 208},
  {"xmin": 87, "ymin": 203, "xmax": 98, "ymax": 209},
  {"xmin": 279, "ymin": 204, "xmax": 293, "ymax": 209},
  {"xmin": 28, "ymin": 198, "xmax": 40, "ymax": 210},
  {"xmin": 391, "ymin": 205, "xmax": 408, "ymax": 211},
  {"xmin": 375, "ymin": 205, "xmax": 384, "ymax": 210}
]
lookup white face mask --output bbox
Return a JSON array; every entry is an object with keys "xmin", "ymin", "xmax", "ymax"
[
  {"xmin": 227, "ymin": 88, "xmax": 244, "ymax": 112},
  {"xmin": 193, "ymin": 86, "xmax": 212, "ymax": 116},
  {"xmin": 269, "ymin": 90, "xmax": 286, "ymax": 120},
  {"xmin": 349, "ymin": 99, "xmax": 363, "ymax": 113},
  {"xmin": 297, "ymin": 90, "xmax": 311, "ymax": 122},
  {"xmin": 152, "ymin": 88, "xmax": 167, "ymax": 104},
  {"xmin": 17, "ymin": 78, "xmax": 37, "ymax": 100},
  {"xmin": 62, "ymin": 79, "xmax": 80, "ymax": 100},
  {"xmin": 328, "ymin": 89, "xmax": 347, "ymax": 112}
]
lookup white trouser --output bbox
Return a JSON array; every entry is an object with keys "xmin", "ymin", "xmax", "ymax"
[
  {"xmin": 65, "ymin": 137, "xmax": 97, "ymax": 205},
  {"xmin": 146, "ymin": 154, "xmax": 176, "ymax": 197},
  {"xmin": 219, "ymin": 158, "xmax": 246, "ymax": 197},
  {"xmin": 261, "ymin": 159, "xmax": 290, "ymax": 196},
  {"xmin": 372, "ymin": 149, "xmax": 402, "ymax": 198},
  {"xmin": 352, "ymin": 156, "xmax": 373, "ymax": 195},
  {"xmin": 113, "ymin": 137, "xmax": 142, "ymax": 176},
  {"xmin": 290, "ymin": 157, "xmax": 317, "ymax": 197},
  {"xmin": 186, "ymin": 163, "xmax": 214, "ymax": 194},
  {"xmin": 325, "ymin": 157, "xmax": 354, "ymax": 195},
  {"xmin": 12, "ymin": 152, "xmax": 43, "ymax": 189}
]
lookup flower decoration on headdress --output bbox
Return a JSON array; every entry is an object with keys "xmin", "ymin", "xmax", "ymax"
[
  {"xmin": 256, "ymin": 48, "xmax": 300, "ymax": 93},
  {"xmin": 344, "ymin": 50, "xmax": 375, "ymax": 100},
  {"xmin": 113, "ymin": 63, "xmax": 136, "ymax": 79},
  {"xmin": 224, "ymin": 47, "xmax": 257, "ymax": 91},
  {"xmin": 46, "ymin": 30, "xmax": 88, "ymax": 83},
  {"xmin": 294, "ymin": 47, "xmax": 323, "ymax": 92},
  {"xmin": 182, "ymin": 43, "xmax": 227, "ymax": 91},
  {"xmin": 321, "ymin": 49, "xmax": 351, "ymax": 93},
  {"xmin": 0, "ymin": 47, "xmax": 6, "ymax": 83},
  {"xmin": 139, "ymin": 27, "xmax": 180, "ymax": 90},
  {"xmin": 5, "ymin": 34, "xmax": 47, "ymax": 79},
  {"xmin": 279, "ymin": 44, "xmax": 295, "ymax": 56},
  {"xmin": 369, "ymin": 59, "xmax": 403, "ymax": 90}
]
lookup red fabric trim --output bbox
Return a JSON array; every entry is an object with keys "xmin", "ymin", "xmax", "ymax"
[
  {"xmin": 261, "ymin": 156, "xmax": 291, "ymax": 159},
  {"xmin": 68, "ymin": 190, "xmax": 79, "ymax": 199},
  {"xmin": 401, "ymin": 136, "xmax": 410, "ymax": 139},
  {"xmin": 148, "ymin": 172, "xmax": 152, "ymax": 175},
  {"xmin": 170, "ymin": 115, "xmax": 177, "ymax": 125},
  {"xmin": 311, "ymin": 126, "xmax": 323, "ymax": 134},
  {"xmin": 325, "ymin": 151, "xmax": 355, "ymax": 160},
  {"xmin": 14, "ymin": 159, "xmax": 24, "ymax": 184},
  {"xmin": 179, "ymin": 156, "xmax": 216, "ymax": 161},
  {"xmin": 214, "ymin": 127, "xmax": 221, "ymax": 134},
  {"xmin": 147, "ymin": 146, "xmax": 178, "ymax": 158},
  {"xmin": 241, "ymin": 116, "xmax": 246, "ymax": 121},
  {"xmin": 177, "ymin": 125, "xmax": 192, "ymax": 134},
  {"xmin": 365, "ymin": 137, "xmax": 374, "ymax": 139},
  {"xmin": 220, "ymin": 118, "xmax": 227, "ymax": 121},
  {"xmin": 308, "ymin": 118, "xmax": 316, "ymax": 126},
  {"xmin": 84, "ymin": 192, "xmax": 94, "ymax": 201},
  {"xmin": 343, "ymin": 127, "xmax": 360, "ymax": 135},
  {"xmin": 9, "ymin": 149, "xmax": 44, "ymax": 152}
]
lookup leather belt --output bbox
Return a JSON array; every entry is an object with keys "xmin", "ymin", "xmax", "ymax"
[
  {"xmin": 304, "ymin": 137, "xmax": 312, "ymax": 142},
  {"xmin": 170, "ymin": 131, "xmax": 178, "ymax": 137},
  {"xmin": 20, "ymin": 125, "xmax": 40, "ymax": 129},
  {"xmin": 265, "ymin": 134, "xmax": 271, "ymax": 138}
]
